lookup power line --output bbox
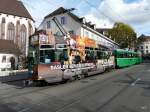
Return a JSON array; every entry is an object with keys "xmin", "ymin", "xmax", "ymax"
[
  {"xmin": 82, "ymin": 0, "xmax": 116, "ymax": 22},
  {"xmin": 82, "ymin": 0, "xmax": 128, "ymax": 24},
  {"xmin": 22, "ymin": 0, "xmax": 36, "ymax": 10},
  {"xmin": 103, "ymin": 1, "xmax": 126, "ymax": 22}
]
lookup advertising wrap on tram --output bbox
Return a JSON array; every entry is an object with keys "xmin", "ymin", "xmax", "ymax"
[{"xmin": 28, "ymin": 30, "xmax": 115, "ymax": 84}]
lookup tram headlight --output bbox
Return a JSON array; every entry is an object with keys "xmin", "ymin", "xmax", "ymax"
[
  {"xmin": 38, "ymin": 76, "xmax": 43, "ymax": 80},
  {"xmin": 30, "ymin": 70, "xmax": 33, "ymax": 74}
]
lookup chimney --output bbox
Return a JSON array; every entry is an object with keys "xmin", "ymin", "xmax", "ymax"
[{"xmin": 82, "ymin": 17, "xmax": 86, "ymax": 24}]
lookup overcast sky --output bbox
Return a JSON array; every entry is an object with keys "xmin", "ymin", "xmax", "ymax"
[{"xmin": 22, "ymin": 0, "xmax": 150, "ymax": 36}]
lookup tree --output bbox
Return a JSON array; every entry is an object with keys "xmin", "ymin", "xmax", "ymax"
[{"xmin": 109, "ymin": 22, "xmax": 137, "ymax": 48}]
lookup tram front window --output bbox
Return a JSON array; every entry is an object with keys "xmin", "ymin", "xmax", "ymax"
[{"xmin": 40, "ymin": 50, "xmax": 55, "ymax": 64}]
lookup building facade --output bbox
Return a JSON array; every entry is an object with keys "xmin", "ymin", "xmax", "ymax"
[
  {"xmin": 0, "ymin": 0, "xmax": 35, "ymax": 56},
  {"xmin": 137, "ymin": 34, "xmax": 150, "ymax": 56},
  {"xmin": 0, "ymin": 0, "xmax": 35, "ymax": 73},
  {"xmin": 38, "ymin": 7, "xmax": 119, "ymax": 50},
  {"xmin": 96, "ymin": 28, "xmax": 111, "ymax": 39},
  {"xmin": 0, "ymin": 39, "xmax": 20, "ymax": 76}
]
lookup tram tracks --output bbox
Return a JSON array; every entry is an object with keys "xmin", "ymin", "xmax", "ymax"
[
  {"xmin": 53, "ymin": 66, "xmax": 144, "ymax": 112},
  {"xmin": 0, "ymin": 69, "xmax": 119, "ymax": 102},
  {"xmin": 0, "ymin": 64, "xmax": 144, "ymax": 105}
]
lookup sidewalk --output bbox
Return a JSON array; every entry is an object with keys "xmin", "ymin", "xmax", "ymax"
[
  {"xmin": 142, "ymin": 59, "xmax": 150, "ymax": 63},
  {"xmin": 0, "ymin": 70, "xmax": 30, "ymax": 83}
]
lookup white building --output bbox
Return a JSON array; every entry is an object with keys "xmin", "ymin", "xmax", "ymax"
[
  {"xmin": 39, "ymin": 7, "xmax": 119, "ymax": 50},
  {"xmin": 138, "ymin": 34, "xmax": 150, "ymax": 55},
  {"xmin": 0, "ymin": 0, "xmax": 35, "ymax": 73},
  {"xmin": 0, "ymin": 39, "xmax": 20, "ymax": 76},
  {"xmin": 0, "ymin": 0, "xmax": 35, "ymax": 56}
]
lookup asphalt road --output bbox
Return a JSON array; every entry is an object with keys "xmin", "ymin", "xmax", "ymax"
[{"xmin": 0, "ymin": 62, "xmax": 150, "ymax": 112}]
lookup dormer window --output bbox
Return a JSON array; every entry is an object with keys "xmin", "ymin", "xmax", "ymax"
[
  {"xmin": 93, "ymin": 24, "xmax": 96, "ymax": 29},
  {"xmin": 85, "ymin": 31, "xmax": 89, "ymax": 37},
  {"xmin": 69, "ymin": 30, "xmax": 75, "ymax": 35},
  {"xmin": 47, "ymin": 21, "xmax": 51, "ymax": 29},
  {"xmin": 82, "ymin": 17, "xmax": 86, "ymax": 24},
  {"xmin": 61, "ymin": 16, "xmax": 66, "ymax": 25}
]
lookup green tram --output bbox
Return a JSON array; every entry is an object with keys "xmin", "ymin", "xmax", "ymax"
[{"xmin": 113, "ymin": 49, "xmax": 142, "ymax": 68}]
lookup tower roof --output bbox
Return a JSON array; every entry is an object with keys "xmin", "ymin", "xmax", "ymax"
[{"xmin": 0, "ymin": 0, "xmax": 33, "ymax": 20}]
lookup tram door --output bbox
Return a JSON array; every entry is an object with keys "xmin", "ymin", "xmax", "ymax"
[{"xmin": 96, "ymin": 50, "xmax": 105, "ymax": 71}]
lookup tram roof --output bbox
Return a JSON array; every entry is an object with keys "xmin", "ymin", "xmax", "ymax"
[{"xmin": 114, "ymin": 49, "xmax": 137, "ymax": 54}]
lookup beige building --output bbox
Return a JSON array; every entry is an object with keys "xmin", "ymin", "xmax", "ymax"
[{"xmin": 138, "ymin": 34, "xmax": 150, "ymax": 56}]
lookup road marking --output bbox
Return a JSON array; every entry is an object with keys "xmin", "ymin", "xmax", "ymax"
[
  {"xmin": 141, "ymin": 106, "xmax": 147, "ymax": 110},
  {"xmin": 147, "ymin": 69, "xmax": 150, "ymax": 72},
  {"xmin": 131, "ymin": 78, "xmax": 141, "ymax": 86},
  {"xmin": 18, "ymin": 108, "xmax": 30, "ymax": 112}
]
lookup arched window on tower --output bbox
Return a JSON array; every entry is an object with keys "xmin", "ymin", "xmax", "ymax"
[
  {"xmin": 28, "ymin": 22, "xmax": 33, "ymax": 36},
  {"xmin": 1, "ymin": 18, "xmax": 6, "ymax": 39},
  {"xmin": 7, "ymin": 22, "xmax": 15, "ymax": 41},
  {"xmin": 20, "ymin": 24, "xmax": 27, "ymax": 54},
  {"xmin": 16, "ymin": 20, "xmax": 20, "ymax": 45}
]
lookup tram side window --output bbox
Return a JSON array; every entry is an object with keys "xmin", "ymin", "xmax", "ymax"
[
  {"xmin": 90, "ymin": 50, "xmax": 95, "ymax": 60},
  {"xmin": 97, "ymin": 51, "xmax": 103, "ymax": 59},
  {"xmin": 124, "ymin": 53, "xmax": 127, "ymax": 58},
  {"xmin": 132, "ymin": 53, "xmax": 134, "ymax": 58},
  {"xmin": 135, "ymin": 54, "xmax": 138, "ymax": 58},
  {"xmin": 128, "ymin": 53, "xmax": 132, "ymax": 58},
  {"xmin": 103, "ymin": 51, "xmax": 111, "ymax": 59},
  {"xmin": 134, "ymin": 53, "xmax": 137, "ymax": 58},
  {"xmin": 130, "ymin": 53, "xmax": 132, "ymax": 58},
  {"xmin": 134, "ymin": 54, "xmax": 138, "ymax": 58},
  {"xmin": 133, "ymin": 54, "xmax": 135, "ymax": 58},
  {"xmin": 59, "ymin": 50, "xmax": 68, "ymax": 63},
  {"xmin": 117, "ymin": 53, "xmax": 125, "ymax": 58},
  {"xmin": 123, "ymin": 53, "xmax": 127, "ymax": 58},
  {"xmin": 133, "ymin": 53, "xmax": 135, "ymax": 58},
  {"xmin": 85, "ymin": 50, "xmax": 90, "ymax": 60},
  {"xmin": 117, "ymin": 53, "xmax": 121, "ymax": 58},
  {"xmin": 85, "ymin": 50, "xmax": 96, "ymax": 61}
]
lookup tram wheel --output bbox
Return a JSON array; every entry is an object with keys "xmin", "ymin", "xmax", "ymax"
[
  {"xmin": 69, "ymin": 76, "xmax": 76, "ymax": 82},
  {"xmin": 61, "ymin": 79, "xmax": 68, "ymax": 84},
  {"xmin": 34, "ymin": 80, "xmax": 47, "ymax": 87}
]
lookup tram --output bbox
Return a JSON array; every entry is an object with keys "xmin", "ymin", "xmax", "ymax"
[
  {"xmin": 27, "ymin": 30, "xmax": 115, "ymax": 84},
  {"xmin": 113, "ymin": 49, "xmax": 142, "ymax": 68}
]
